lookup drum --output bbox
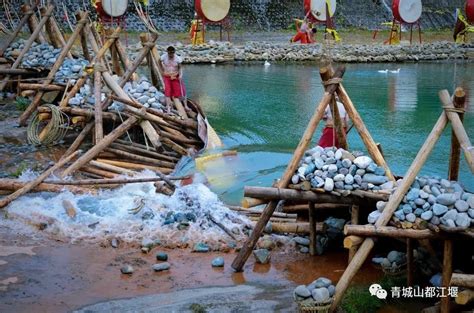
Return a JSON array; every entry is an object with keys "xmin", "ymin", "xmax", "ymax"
[
  {"xmin": 466, "ymin": 0, "xmax": 474, "ymax": 24},
  {"xmin": 392, "ymin": 0, "xmax": 422, "ymax": 24},
  {"xmin": 195, "ymin": 0, "xmax": 231, "ymax": 22},
  {"xmin": 304, "ymin": 0, "xmax": 337, "ymax": 22},
  {"xmin": 95, "ymin": 0, "xmax": 129, "ymax": 18}
]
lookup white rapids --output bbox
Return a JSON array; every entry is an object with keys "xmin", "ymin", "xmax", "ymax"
[{"xmin": 2, "ymin": 170, "xmax": 251, "ymax": 250}]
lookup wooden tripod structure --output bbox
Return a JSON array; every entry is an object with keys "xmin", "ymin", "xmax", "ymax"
[
  {"xmin": 330, "ymin": 87, "xmax": 473, "ymax": 312},
  {"xmin": 231, "ymin": 65, "xmax": 396, "ymax": 272}
]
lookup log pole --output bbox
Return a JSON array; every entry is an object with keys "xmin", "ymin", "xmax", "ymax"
[
  {"xmin": 0, "ymin": 5, "xmax": 55, "ymax": 92},
  {"xmin": 94, "ymin": 66, "xmax": 103, "ymax": 142},
  {"xmin": 439, "ymin": 89, "xmax": 473, "ymax": 174},
  {"xmin": 0, "ymin": 4, "xmax": 36, "ymax": 56},
  {"xmin": 348, "ymin": 205, "xmax": 359, "ymax": 263},
  {"xmin": 451, "ymin": 274, "xmax": 474, "ymax": 288},
  {"xmin": 331, "ymin": 111, "xmax": 448, "ymax": 312},
  {"xmin": 344, "ymin": 225, "xmax": 439, "ymax": 239},
  {"xmin": 18, "ymin": 11, "xmax": 89, "ymax": 126},
  {"xmin": 308, "ymin": 202, "xmax": 317, "ymax": 256},
  {"xmin": 231, "ymin": 66, "xmax": 345, "ymax": 272},
  {"xmin": 0, "ymin": 150, "xmax": 81, "ymax": 209},
  {"xmin": 441, "ymin": 240, "xmax": 453, "ymax": 313},
  {"xmin": 26, "ymin": 5, "xmax": 47, "ymax": 44},
  {"xmin": 448, "ymin": 87, "xmax": 466, "ymax": 180}
]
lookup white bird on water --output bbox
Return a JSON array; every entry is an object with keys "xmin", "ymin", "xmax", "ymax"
[
  {"xmin": 390, "ymin": 68, "xmax": 401, "ymax": 74},
  {"xmin": 264, "ymin": 61, "xmax": 271, "ymax": 67},
  {"xmin": 378, "ymin": 69, "xmax": 388, "ymax": 73}
]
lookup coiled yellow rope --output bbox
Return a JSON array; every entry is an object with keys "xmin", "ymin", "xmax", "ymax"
[{"xmin": 27, "ymin": 104, "xmax": 70, "ymax": 146}]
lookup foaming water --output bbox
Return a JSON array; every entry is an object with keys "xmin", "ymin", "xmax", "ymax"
[{"xmin": 2, "ymin": 171, "xmax": 250, "ymax": 249}]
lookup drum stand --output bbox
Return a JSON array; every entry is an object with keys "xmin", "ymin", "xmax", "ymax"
[
  {"xmin": 388, "ymin": 18, "xmax": 422, "ymax": 45},
  {"xmin": 198, "ymin": 16, "xmax": 231, "ymax": 42}
]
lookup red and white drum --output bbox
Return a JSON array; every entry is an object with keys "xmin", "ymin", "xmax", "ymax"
[
  {"xmin": 392, "ymin": 0, "xmax": 422, "ymax": 24},
  {"xmin": 304, "ymin": 0, "xmax": 337, "ymax": 22},
  {"xmin": 466, "ymin": 0, "xmax": 474, "ymax": 24},
  {"xmin": 195, "ymin": 0, "xmax": 231, "ymax": 22},
  {"xmin": 95, "ymin": 0, "xmax": 129, "ymax": 18}
]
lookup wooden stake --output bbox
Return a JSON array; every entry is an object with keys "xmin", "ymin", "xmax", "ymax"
[
  {"xmin": 0, "ymin": 150, "xmax": 81, "ymax": 209},
  {"xmin": 60, "ymin": 116, "xmax": 138, "ymax": 178},
  {"xmin": 0, "ymin": 5, "xmax": 55, "ymax": 92},
  {"xmin": 439, "ymin": 89, "xmax": 473, "ymax": 173},
  {"xmin": 448, "ymin": 87, "xmax": 466, "ymax": 180},
  {"xmin": 441, "ymin": 240, "xmax": 453, "ymax": 313},
  {"xmin": 18, "ymin": 11, "xmax": 89, "ymax": 126},
  {"xmin": 348, "ymin": 205, "xmax": 359, "ymax": 262},
  {"xmin": 336, "ymin": 85, "xmax": 395, "ymax": 181},
  {"xmin": 231, "ymin": 66, "xmax": 345, "ymax": 272},
  {"xmin": 94, "ymin": 66, "xmax": 103, "ymax": 142},
  {"xmin": 308, "ymin": 202, "xmax": 317, "ymax": 255},
  {"xmin": 331, "ymin": 111, "xmax": 448, "ymax": 312}
]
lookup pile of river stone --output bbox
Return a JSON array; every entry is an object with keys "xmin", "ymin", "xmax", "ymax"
[
  {"xmin": 294, "ymin": 277, "xmax": 335, "ymax": 304},
  {"xmin": 368, "ymin": 176, "xmax": 474, "ymax": 229},
  {"xmin": 54, "ymin": 58, "xmax": 89, "ymax": 85},
  {"xmin": 110, "ymin": 78, "xmax": 166, "ymax": 112},
  {"xmin": 292, "ymin": 146, "xmax": 391, "ymax": 192},
  {"xmin": 4, "ymin": 39, "xmax": 61, "ymax": 69},
  {"xmin": 372, "ymin": 250, "xmax": 407, "ymax": 271},
  {"xmin": 67, "ymin": 79, "xmax": 105, "ymax": 108}
]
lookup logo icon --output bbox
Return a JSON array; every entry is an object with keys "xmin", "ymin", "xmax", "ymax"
[{"xmin": 369, "ymin": 284, "xmax": 387, "ymax": 299}]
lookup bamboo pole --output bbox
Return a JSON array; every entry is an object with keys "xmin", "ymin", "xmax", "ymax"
[
  {"xmin": 44, "ymin": 176, "xmax": 184, "ymax": 186},
  {"xmin": 0, "ymin": 178, "xmax": 92, "ymax": 194},
  {"xmin": 344, "ymin": 225, "xmax": 439, "ymax": 239},
  {"xmin": 19, "ymin": 83, "xmax": 64, "ymax": 91},
  {"xmin": 0, "ymin": 4, "xmax": 37, "ymax": 56},
  {"xmin": 111, "ymin": 141, "xmax": 178, "ymax": 162},
  {"xmin": 88, "ymin": 160, "xmax": 135, "ymax": 175},
  {"xmin": 105, "ymin": 147, "xmax": 175, "ymax": 168},
  {"xmin": 244, "ymin": 186, "xmax": 360, "ymax": 204},
  {"xmin": 18, "ymin": 11, "xmax": 89, "ymax": 126},
  {"xmin": 80, "ymin": 165, "xmax": 117, "ymax": 179},
  {"xmin": 268, "ymin": 222, "xmax": 326, "ymax": 234},
  {"xmin": 96, "ymin": 159, "xmax": 173, "ymax": 174},
  {"xmin": 232, "ymin": 66, "xmax": 345, "ymax": 272},
  {"xmin": 448, "ymin": 88, "xmax": 466, "ymax": 180},
  {"xmin": 336, "ymin": 85, "xmax": 395, "ymax": 181},
  {"xmin": 94, "ymin": 66, "xmax": 103, "ymax": 142},
  {"xmin": 0, "ymin": 68, "xmax": 37, "ymax": 75},
  {"xmin": 331, "ymin": 111, "xmax": 448, "ymax": 312},
  {"xmin": 439, "ymin": 89, "xmax": 474, "ymax": 173},
  {"xmin": 0, "ymin": 5, "xmax": 55, "ymax": 92},
  {"xmin": 441, "ymin": 240, "xmax": 453, "ymax": 313},
  {"xmin": 451, "ymin": 274, "xmax": 474, "ymax": 288},
  {"xmin": 162, "ymin": 137, "xmax": 189, "ymax": 156},
  {"xmin": 60, "ymin": 116, "xmax": 138, "ymax": 178},
  {"xmin": 0, "ymin": 150, "xmax": 81, "ymax": 209},
  {"xmin": 37, "ymin": 106, "xmax": 121, "ymax": 122}
]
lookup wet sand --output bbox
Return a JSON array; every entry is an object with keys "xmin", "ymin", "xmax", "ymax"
[{"xmin": 0, "ymin": 226, "xmax": 384, "ymax": 313}]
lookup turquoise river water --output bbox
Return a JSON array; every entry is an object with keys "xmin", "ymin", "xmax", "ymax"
[{"xmin": 182, "ymin": 62, "xmax": 474, "ymax": 205}]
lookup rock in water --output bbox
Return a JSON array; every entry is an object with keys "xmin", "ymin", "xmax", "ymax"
[
  {"xmin": 120, "ymin": 265, "xmax": 134, "ymax": 274},
  {"xmin": 312, "ymin": 287, "xmax": 330, "ymax": 302},
  {"xmin": 152, "ymin": 262, "xmax": 170, "ymax": 272},
  {"xmin": 156, "ymin": 252, "xmax": 168, "ymax": 261},
  {"xmin": 294, "ymin": 285, "xmax": 311, "ymax": 298},
  {"xmin": 294, "ymin": 237, "xmax": 310, "ymax": 246},
  {"xmin": 313, "ymin": 277, "xmax": 332, "ymax": 288},
  {"xmin": 253, "ymin": 249, "xmax": 271, "ymax": 264},
  {"xmin": 193, "ymin": 243, "xmax": 210, "ymax": 252},
  {"xmin": 211, "ymin": 257, "xmax": 224, "ymax": 267},
  {"xmin": 354, "ymin": 156, "xmax": 372, "ymax": 169}
]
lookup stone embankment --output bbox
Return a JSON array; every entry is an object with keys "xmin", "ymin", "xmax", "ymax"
[{"xmin": 141, "ymin": 41, "xmax": 474, "ymax": 64}]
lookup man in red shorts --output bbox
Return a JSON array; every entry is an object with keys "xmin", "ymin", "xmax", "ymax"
[{"xmin": 159, "ymin": 46, "xmax": 186, "ymax": 112}]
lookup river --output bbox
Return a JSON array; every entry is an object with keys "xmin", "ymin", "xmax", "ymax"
[{"xmin": 183, "ymin": 62, "xmax": 474, "ymax": 205}]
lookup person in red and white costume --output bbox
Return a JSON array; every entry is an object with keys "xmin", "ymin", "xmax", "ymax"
[{"xmin": 159, "ymin": 46, "xmax": 186, "ymax": 112}]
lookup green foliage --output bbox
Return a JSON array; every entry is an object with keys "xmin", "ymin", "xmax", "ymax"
[
  {"xmin": 189, "ymin": 303, "xmax": 207, "ymax": 313},
  {"xmin": 15, "ymin": 96, "xmax": 31, "ymax": 111},
  {"xmin": 341, "ymin": 285, "xmax": 383, "ymax": 313},
  {"xmin": 9, "ymin": 161, "xmax": 28, "ymax": 178}
]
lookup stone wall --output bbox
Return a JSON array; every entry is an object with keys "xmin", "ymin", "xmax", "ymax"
[{"xmin": 0, "ymin": 0, "xmax": 467, "ymax": 32}]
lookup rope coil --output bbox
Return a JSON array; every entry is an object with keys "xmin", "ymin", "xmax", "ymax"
[
  {"xmin": 27, "ymin": 104, "xmax": 70, "ymax": 145},
  {"xmin": 443, "ymin": 106, "xmax": 465, "ymax": 114},
  {"xmin": 323, "ymin": 77, "xmax": 343, "ymax": 86}
]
